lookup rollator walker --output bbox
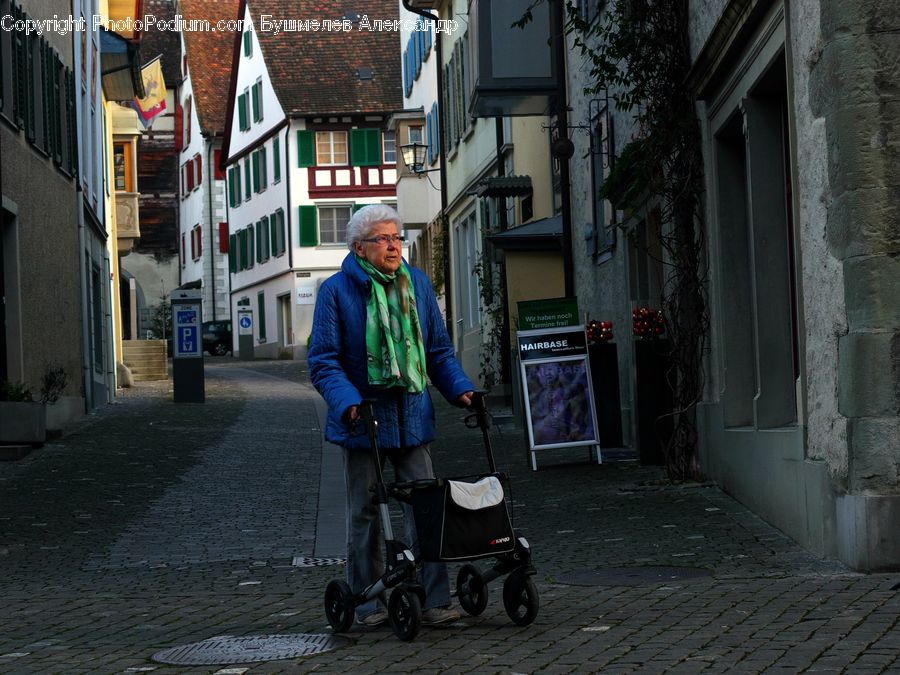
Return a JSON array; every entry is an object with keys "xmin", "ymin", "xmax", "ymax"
[{"xmin": 323, "ymin": 392, "xmax": 539, "ymax": 641}]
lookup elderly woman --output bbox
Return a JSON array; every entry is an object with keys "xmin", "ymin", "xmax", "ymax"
[{"xmin": 308, "ymin": 204, "xmax": 475, "ymax": 628}]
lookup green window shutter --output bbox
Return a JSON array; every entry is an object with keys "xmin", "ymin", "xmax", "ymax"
[
  {"xmin": 239, "ymin": 229, "xmax": 248, "ymax": 269},
  {"xmin": 260, "ymin": 146, "xmax": 267, "ymax": 189},
  {"xmin": 252, "ymin": 150, "xmax": 260, "ymax": 192},
  {"xmin": 244, "ymin": 158, "xmax": 251, "ymax": 200},
  {"xmin": 228, "ymin": 168, "xmax": 235, "ymax": 207},
  {"xmin": 298, "ymin": 205, "xmax": 317, "ymax": 247},
  {"xmin": 238, "ymin": 92, "xmax": 248, "ymax": 130},
  {"xmin": 296, "ymin": 130, "xmax": 314, "ymax": 167},
  {"xmin": 247, "ymin": 223, "xmax": 255, "ymax": 267},
  {"xmin": 255, "ymin": 221, "xmax": 262, "ymax": 262},
  {"xmin": 262, "ymin": 218, "xmax": 270, "ymax": 259},
  {"xmin": 251, "ymin": 82, "xmax": 259, "ymax": 121},
  {"xmin": 352, "ymin": 203, "xmax": 366, "ymax": 213},
  {"xmin": 228, "ymin": 234, "xmax": 237, "ymax": 272},
  {"xmin": 273, "ymin": 137, "xmax": 281, "ymax": 182},
  {"xmin": 257, "ymin": 292, "xmax": 266, "ymax": 340},
  {"xmin": 24, "ymin": 34, "xmax": 34, "ymax": 141},
  {"xmin": 67, "ymin": 69, "xmax": 77, "ymax": 176},
  {"xmin": 243, "ymin": 30, "xmax": 251, "ymax": 57},
  {"xmin": 350, "ymin": 128, "xmax": 380, "ymax": 166},
  {"xmin": 270, "ymin": 213, "xmax": 278, "ymax": 254}
]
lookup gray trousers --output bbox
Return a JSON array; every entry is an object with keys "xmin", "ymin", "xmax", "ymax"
[{"xmin": 343, "ymin": 444, "xmax": 451, "ymax": 619}]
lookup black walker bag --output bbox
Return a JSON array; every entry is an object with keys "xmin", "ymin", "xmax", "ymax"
[{"xmin": 410, "ymin": 476, "xmax": 515, "ymax": 561}]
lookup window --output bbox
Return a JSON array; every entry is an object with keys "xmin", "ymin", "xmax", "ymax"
[
  {"xmin": 454, "ymin": 210, "xmax": 481, "ymax": 330},
  {"xmin": 251, "ymin": 79, "xmax": 263, "ymax": 122},
  {"xmin": 243, "ymin": 28, "xmax": 252, "ymax": 57},
  {"xmin": 271, "ymin": 209, "xmax": 286, "ymax": 255},
  {"xmin": 256, "ymin": 217, "xmax": 270, "ymax": 263},
  {"xmin": 184, "ymin": 160, "xmax": 195, "ymax": 192},
  {"xmin": 272, "ymin": 136, "xmax": 281, "ymax": 182},
  {"xmin": 191, "ymin": 225, "xmax": 202, "ymax": 260},
  {"xmin": 318, "ymin": 206, "xmax": 351, "ymax": 245},
  {"xmin": 184, "ymin": 95, "xmax": 192, "ymax": 146},
  {"xmin": 408, "ymin": 125, "xmax": 423, "ymax": 145},
  {"xmin": 243, "ymin": 156, "xmax": 251, "ymax": 201},
  {"xmin": 315, "ymin": 130, "xmax": 348, "ymax": 165},
  {"xmin": 181, "ymin": 233, "xmax": 186, "ymax": 267},
  {"xmin": 113, "ymin": 142, "xmax": 132, "ymax": 191},
  {"xmin": 252, "ymin": 147, "xmax": 267, "ymax": 192},
  {"xmin": 383, "ymin": 130, "xmax": 396, "ymax": 164},
  {"xmin": 257, "ymin": 291, "xmax": 266, "ymax": 341},
  {"xmin": 193, "ymin": 153, "xmax": 202, "ymax": 190},
  {"xmin": 238, "ymin": 90, "xmax": 249, "ymax": 131},
  {"xmin": 590, "ymin": 105, "xmax": 615, "ymax": 258}
]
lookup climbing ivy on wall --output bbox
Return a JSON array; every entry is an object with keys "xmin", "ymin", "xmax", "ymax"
[
  {"xmin": 574, "ymin": 0, "xmax": 709, "ymax": 480},
  {"xmin": 522, "ymin": 0, "xmax": 710, "ymax": 479}
]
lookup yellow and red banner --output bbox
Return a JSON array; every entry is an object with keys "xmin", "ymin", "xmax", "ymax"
[{"xmin": 131, "ymin": 56, "xmax": 167, "ymax": 128}]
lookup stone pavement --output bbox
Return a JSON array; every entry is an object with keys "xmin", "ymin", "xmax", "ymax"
[{"xmin": 0, "ymin": 359, "xmax": 898, "ymax": 674}]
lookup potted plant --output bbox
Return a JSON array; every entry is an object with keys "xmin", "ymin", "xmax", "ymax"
[
  {"xmin": 41, "ymin": 365, "xmax": 73, "ymax": 433},
  {"xmin": 0, "ymin": 379, "xmax": 46, "ymax": 446}
]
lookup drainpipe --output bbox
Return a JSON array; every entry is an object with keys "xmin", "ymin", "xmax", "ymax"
[
  {"xmin": 206, "ymin": 135, "xmax": 216, "ymax": 321},
  {"xmin": 284, "ymin": 127, "xmax": 294, "ymax": 270},
  {"xmin": 551, "ymin": 0, "xmax": 575, "ymax": 296},
  {"xmin": 104, "ymin": 249, "xmax": 115, "ymax": 403},
  {"xmin": 494, "ymin": 117, "xmax": 511, "ymax": 386},
  {"xmin": 76, "ymin": 190, "xmax": 93, "ymax": 412},
  {"xmin": 402, "ymin": 0, "xmax": 452, "ymax": 338}
]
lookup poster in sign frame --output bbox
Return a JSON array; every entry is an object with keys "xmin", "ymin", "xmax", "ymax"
[{"xmin": 517, "ymin": 325, "xmax": 602, "ymax": 470}]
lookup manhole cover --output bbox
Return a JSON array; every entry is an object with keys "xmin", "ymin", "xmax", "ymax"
[
  {"xmin": 151, "ymin": 634, "xmax": 350, "ymax": 666},
  {"xmin": 554, "ymin": 566, "xmax": 710, "ymax": 587},
  {"xmin": 292, "ymin": 556, "xmax": 346, "ymax": 567}
]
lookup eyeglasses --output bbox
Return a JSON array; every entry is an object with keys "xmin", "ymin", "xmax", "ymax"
[{"xmin": 361, "ymin": 234, "xmax": 405, "ymax": 246}]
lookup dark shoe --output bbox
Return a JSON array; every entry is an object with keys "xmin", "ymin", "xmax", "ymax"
[{"xmin": 422, "ymin": 606, "xmax": 460, "ymax": 625}]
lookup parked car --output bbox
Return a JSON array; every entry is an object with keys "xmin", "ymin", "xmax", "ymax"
[{"xmin": 202, "ymin": 321, "xmax": 232, "ymax": 356}]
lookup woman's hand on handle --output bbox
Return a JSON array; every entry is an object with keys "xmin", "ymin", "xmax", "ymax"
[{"xmin": 456, "ymin": 391, "xmax": 474, "ymax": 407}]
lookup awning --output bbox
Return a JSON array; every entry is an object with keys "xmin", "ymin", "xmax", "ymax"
[
  {"xmin": 487, "ymin": 215, "xmax": 562, "ymax": 251},
  {"xmin": 100, "ymin": 28, "xmax": 144, "ymax": 102},
  {"xmin": 474, "ymin": 175, "xmax": 533, "ymax": 198}
]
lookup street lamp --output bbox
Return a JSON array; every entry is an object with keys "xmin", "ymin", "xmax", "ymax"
[{"xmin": 399, "ymin": 142, "xmax": 438, "ymax": 175}]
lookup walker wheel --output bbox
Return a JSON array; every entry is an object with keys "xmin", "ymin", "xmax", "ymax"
[
  {"xmin": 324, "ymin": 579, "xmax": 355, "ymax": 633},
  {"xmin": 502, "ymin": 568, "xmax": 539, "ymax": 626},
  {"xmin": 388, "ymin": 586, "xmax": 422, "ymax": 641},
  {"xmin": 456, "ymin": 564, "xmax": 488, "ymax": 616}
]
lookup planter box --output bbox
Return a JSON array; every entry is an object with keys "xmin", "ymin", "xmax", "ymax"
[
  {"xmin": 45, "ymin": 396, "xmax": 84, "ymax": 432},
  {"xmin": 0, "ymin": 401, "xmax": 47, "ymax": 446}
]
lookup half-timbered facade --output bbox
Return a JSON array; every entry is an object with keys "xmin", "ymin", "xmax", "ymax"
[{"xmin": 221, "ymin": 0, "xmax": 401, "ymax": 358}]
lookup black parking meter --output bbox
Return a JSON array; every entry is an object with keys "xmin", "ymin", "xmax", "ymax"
[{"xmin": 171, "ymin": 289, "xmax": 205, "ymax": 403}]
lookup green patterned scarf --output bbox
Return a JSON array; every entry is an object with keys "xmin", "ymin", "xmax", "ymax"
[{"xmin": 357, "ymin": 257, "xmax": 428, "ymax": 393}]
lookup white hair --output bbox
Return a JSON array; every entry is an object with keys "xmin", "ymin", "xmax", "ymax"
[{"xmin": 346, "ymin": 204, "xmax": 403, "ymax": 250}]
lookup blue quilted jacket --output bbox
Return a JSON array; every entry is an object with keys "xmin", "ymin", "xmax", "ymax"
[{"xmin": 308, "ymin": 253, "xmax": 475, "ymax": 450}]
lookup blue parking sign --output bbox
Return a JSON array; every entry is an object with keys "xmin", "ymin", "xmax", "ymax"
[{"xmin": 176, "ymin": 325, "xmax": 200, "ymax": 358}]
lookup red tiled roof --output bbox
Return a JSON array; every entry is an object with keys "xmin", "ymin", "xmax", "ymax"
[
  {"xmin": 248, "ymin": 0, "xmax": 402, "ymax": 116},
  {"xmin": 180, "ymin": 0, "xmax": 242, "ymax": 135}
]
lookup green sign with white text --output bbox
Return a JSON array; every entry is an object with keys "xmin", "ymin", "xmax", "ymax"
[{"xmin": 517, "ymin": 297, "xmax": 580, "ymax": 330}]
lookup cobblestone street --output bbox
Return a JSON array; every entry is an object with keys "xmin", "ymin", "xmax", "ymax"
[{"xmin": 0, "ymin": 360, "xmax": 898, "ymax": 674}]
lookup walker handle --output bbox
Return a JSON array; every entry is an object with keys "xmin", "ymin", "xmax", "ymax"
[{"xmin": 469, "ymin": 391, "xmax": 497, "ymax": 474}]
